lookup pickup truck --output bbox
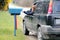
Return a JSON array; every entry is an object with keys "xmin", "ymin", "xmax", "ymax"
[{"xmin": 23, "ymin": 0, "xmax": 60, "ymax": 40}]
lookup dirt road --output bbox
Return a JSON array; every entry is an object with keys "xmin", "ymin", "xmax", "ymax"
[{"xmin": 25, "ymin": 32, "xmax": 37, "ymax": 40}]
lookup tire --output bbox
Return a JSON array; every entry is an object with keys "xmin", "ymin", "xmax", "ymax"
[
  {"xmin": 23, "ymin": 21, "xmax": 29, "ymax": 35},
  {"xmin": 37, "ymin": 27, "xmax": 43, "ymax": 40}
]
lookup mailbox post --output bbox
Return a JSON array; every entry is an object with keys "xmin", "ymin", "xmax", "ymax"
[{"xmin": 9, "ymin": 8, "xmax": 22, "ymax": 36}]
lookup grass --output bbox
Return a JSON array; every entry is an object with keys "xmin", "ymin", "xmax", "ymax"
[{"xmin": 0, "ymin": 11, "xmax": 25, "ymax": 40}]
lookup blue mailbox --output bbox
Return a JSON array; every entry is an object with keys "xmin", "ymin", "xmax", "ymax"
[
  {"xmin": 9, "ymin": 8, "xmax": 23, "ymax": 36},
  {"xmin": 9, "ymin": 8, "xmax": 22, "ymax": 15}
]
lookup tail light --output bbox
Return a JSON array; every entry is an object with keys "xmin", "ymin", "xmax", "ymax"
[
  {"xmin": 47, "ymin": 0, "xmax": 53, "ymax": 26},
  {"xmin": 48, "ymin": 0, "xmax": 53, "ymax": 14}
]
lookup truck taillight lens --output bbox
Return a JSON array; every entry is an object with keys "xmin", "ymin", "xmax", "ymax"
[{"xmin": 48, "ymin": 0, "xmax": 52, "ymax": 14}]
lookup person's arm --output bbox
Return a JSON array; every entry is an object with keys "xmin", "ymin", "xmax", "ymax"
[
  {"xmin": 32, "ymin": 5, "xmax": 36, "ymax": 12},
  {"xmin": 31, "ymin": 2, "xmax": 37, "ymax": 12}
]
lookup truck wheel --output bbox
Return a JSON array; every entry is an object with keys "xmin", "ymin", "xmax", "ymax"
[
  {"xmin": 37, "ymin": 27, "xmax": 43, "ymax": 40},
  {"xmin": 23, "ymin": 21, "xmax": 29, "ymax": 35}
]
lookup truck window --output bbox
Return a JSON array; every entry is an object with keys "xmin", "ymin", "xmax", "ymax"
[
  {"xmin": 34, "ymin": 1, "xmax": 49, "ymax": 14},
  {"xmin": 43, "ymin": 1, "xmax": 49, "ymax": 14},
  {"xmin": 53, "ymin": 0, "xmax": 60, "ymax": 13}
]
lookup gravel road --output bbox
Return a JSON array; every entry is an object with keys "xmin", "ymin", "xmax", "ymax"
[{"xmin": 25, "ymin": 32, "xmax": 37, "ymax": 40}]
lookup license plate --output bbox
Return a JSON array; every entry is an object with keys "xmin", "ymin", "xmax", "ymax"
[{"xmin": 55, "ymin": 19, "xmax": 60, "ymax": 24}]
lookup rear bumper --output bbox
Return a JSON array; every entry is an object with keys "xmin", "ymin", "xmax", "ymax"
[
  {"xmin": 41, "ymin": 25, "xmax": 60, "ymax": 39},
  {"xmin": 41, "ymin": 25, "xmax": 60, "ymax": 34}
]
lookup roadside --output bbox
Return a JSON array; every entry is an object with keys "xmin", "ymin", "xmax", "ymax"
[
  {"xmin": 9, "ymin": 3, "xmax": 37, "ymax": 40},
  {"xmin": 0, "ymin": 11, "xmax": 25, "ymax": 40}
]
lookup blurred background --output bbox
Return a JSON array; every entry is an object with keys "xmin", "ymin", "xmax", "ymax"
[
  {"xmin": 13, "ymin": 0, "xmax": 34, "ymax": 7},
  {"xmin": 0, "ymin": 0, "xmax": 35, "ymax": 11}
]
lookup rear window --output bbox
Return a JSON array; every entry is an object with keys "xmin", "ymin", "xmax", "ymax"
[
  {"xmin": 53, "ymin": 0, "xmax": 60, "ymax": 13},
  {"xmin": 34, "ymin": 1, "xmax": 49, "ymax": 14}
]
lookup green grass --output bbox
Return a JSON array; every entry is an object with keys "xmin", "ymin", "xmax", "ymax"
[{"xmin": 0, "ymin": 11, "xmax": 25, "ymax": 40}]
